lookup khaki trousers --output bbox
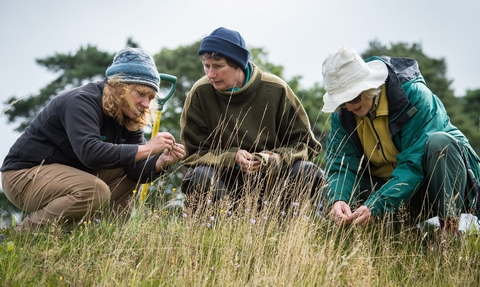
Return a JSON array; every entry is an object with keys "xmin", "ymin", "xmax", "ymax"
[{"xmin": 1, "ymin": 163, "xmax": 138, "ymax": 231}]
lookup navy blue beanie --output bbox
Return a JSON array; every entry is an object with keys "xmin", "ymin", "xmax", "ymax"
[
  {"xmin": 198, "ymin": 27, "xmax": 250, "ymax": 70},
  {"xmin": 105, "ymin": 47, "xmax": 160, "ymax": 92}
]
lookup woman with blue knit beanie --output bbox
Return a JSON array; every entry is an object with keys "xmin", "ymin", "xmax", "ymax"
[
  {"xmin": 1, "ymin": 47, "xmax": 185, "ymax": 233},
  {"xmin": 180, "ymin": 27, "xmax": 324, "ymax": 212}
]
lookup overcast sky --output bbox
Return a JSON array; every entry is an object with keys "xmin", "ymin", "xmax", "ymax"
[{"xmin": 1, "ymin": 0, "xmax": 479, "ymax": 188}]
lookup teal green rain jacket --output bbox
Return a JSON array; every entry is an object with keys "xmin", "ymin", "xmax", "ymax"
[{"xmin": 325, "ymin": 56, "xmax": 480, "ymax": 217}]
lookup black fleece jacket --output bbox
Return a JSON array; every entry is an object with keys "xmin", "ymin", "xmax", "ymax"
[{"xmin": 1, "ymin": 80, "xmax": 162, "ymax": 183}]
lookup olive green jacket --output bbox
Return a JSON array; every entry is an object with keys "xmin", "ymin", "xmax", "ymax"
[{"xmin": 180, "ymin": 62, "xmax": 321, "ymax": 169}]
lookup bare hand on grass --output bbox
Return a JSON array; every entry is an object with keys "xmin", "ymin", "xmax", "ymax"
[
  {"xmin": 349, "ymin": 205, "xmax": 374, "ymax": 226},
  {"xmin": 329, "ymin": 201, "xmax": 353, "ymax": 225},
  {"xmin": 330, "ymin": 201, "xmax": 374, "ymax": 226}
]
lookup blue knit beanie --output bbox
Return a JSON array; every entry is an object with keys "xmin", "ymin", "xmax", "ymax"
[
  {"xmin": 198, "ymin": 27, "xmax": 250, "ymax": 70},
  {"xmin": 105, "ymin": 47, "xmax": 160, "ymax": 92}
]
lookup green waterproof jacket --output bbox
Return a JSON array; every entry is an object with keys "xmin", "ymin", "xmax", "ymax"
[{"xmin": 325, "ymin": 56, "xmax": 480, "ymax": 217}]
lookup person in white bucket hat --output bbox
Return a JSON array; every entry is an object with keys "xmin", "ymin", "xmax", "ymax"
[{"xmin": 321, "ymin": 46, "xmax": 480, "ymax": 232}]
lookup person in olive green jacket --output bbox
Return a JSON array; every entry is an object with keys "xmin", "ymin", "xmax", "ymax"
[
  {"xmin": 180, "ymin": 27, "xmax": 323, "ymax": 210},
  {"xmin": 321, "ymin": 46, "xmax": 480, "ymax": 230}
]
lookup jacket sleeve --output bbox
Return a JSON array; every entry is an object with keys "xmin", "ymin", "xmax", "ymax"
[
  {"xmin": 272, "ymin": 85, "xmax": 322, "ymax": 165},
  {"xmin": 124, "ymin": 153, "xmax": 164, "ymax": 183},
  {"xmin": 325, "ymin": 112, "xmax": 364, "ymax": 205},
  {"xmin": 121, "ymin": 130, "xmax": 166, "ymax": 183},
  {"xmin": 364, "ymin": 78, "xmax": 444, "ymax": 216}
]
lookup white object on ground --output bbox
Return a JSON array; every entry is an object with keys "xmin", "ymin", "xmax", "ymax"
[{"xmin": 417, "ymin": 213, "xmax": 480, "ymax": 233}]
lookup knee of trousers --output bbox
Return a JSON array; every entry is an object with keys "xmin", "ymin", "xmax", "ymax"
[
  {"xmin": 289, "ymin": 161, "xmax": 324, "ymax": 181},
  {"xmin": 424, "ymin": 132, "xmax": 459, "ymax": 154},
  {"xmin": 88, "ymin": 178, "xmax": 111, "ymax": 210},
  {"xmin": 181, "ymin": 165, "xmax": 216, "ymax": 193}
]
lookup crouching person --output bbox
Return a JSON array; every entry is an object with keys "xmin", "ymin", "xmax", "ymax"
[
  {"xmin": 320, "ymin": 46, "xmax": 480, "ymax": 232},
  {"xmin": 180, "ymin": 27, "xmax": 324, "ymax": 213},
  {"xmin": 1, "ymin": 47, "xmax": 185, "ymax": 233}
]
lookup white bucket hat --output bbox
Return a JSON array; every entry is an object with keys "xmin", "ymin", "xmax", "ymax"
[{"xmin": 321, "ymin": 46, "xmax": 388, "ymax": 113}]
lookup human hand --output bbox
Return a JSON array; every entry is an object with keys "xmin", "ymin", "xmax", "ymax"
[
  {"xmin": 145, "ymin": 132, "xmax": 177, "ymax": 155},
  {"xmin": 235, "ymin": 149, "xmax": 261, "ymax": 174},
  {"xmin": 155, "ymin": 143, "xmax": 185, "ymax": 171},
  {"xmin": 259, "ymin": 151, "xmax": 281, "ymax": 166},
  {"xmin": 329, "ymin": 201, "xmax": 353, "ymax": 225},
  {"xmin": 349, "ymin": 205, "xmax": 374, "ymax": 226}
]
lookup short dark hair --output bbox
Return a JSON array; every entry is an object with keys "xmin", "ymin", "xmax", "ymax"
[{"xmin": 199, "ymin": 52, "xmax": 240, "ymax": 69}]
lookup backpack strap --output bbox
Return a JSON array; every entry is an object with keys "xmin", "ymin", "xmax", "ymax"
[{"xmin": 463, "ymin": 155, "xmax": 480, "ymax": 215}]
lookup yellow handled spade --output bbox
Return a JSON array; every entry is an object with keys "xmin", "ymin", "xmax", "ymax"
[{"xmin": 139, "ymin": 73, "xmax": 177, "ymax": 203}]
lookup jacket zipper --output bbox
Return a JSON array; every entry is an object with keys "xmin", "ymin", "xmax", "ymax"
[{"xmin": 370, "ymin": 117, "xmax": 389, "ymax": 162}]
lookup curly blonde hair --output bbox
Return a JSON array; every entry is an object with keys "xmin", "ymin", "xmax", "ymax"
[{"xmin": 103, "ymin": 76, "xmax": 158, "ymax": 131}]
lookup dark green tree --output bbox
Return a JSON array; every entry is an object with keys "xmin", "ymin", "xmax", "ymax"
[
  {"xmin": 8, "ymin": 39, "xmax": 472, "ymax": 155},
  {"xmin": 296, "ymin": 83, "xmax": 328, "ymax": 145},
  {"xmin": 461, "ymin": 89, "xmax": 480, "ymax": 151},
  {"xmin": 462, "ymin": 89, "xmax": 480, "ymax": 119}
]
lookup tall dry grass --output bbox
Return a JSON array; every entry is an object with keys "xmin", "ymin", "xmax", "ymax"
[{"xmin": 1, "ymin": 184, "xmax": 480, "ymax": 286}]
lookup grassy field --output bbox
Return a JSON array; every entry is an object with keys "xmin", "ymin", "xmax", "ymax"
[{"xmin": 1, "ymin": 189, "xmax": 480, "ymax": 287}]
